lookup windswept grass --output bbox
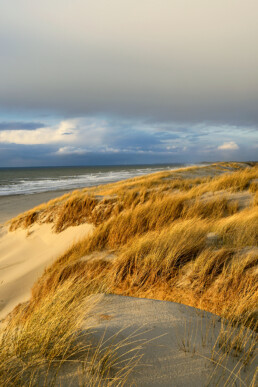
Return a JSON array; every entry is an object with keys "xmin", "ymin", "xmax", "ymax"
[
  {"xmin": 3, "ymin": 162, "xmax": 258, "ymax": 385},
  {"xmin": 31, "ymin": 258, "xmax": 110, "ymax": 307},
  {"xmin": 0, "ymin": 279, "xmax": 95, "ymax": 386},
  {"xmin": 0, "ymin": 279, "xmax": 142, "ymax": 386},
  {"xmin": 193, "ymin": 166, "xmax": 257, "ymax": 193},
  {"xmin": 79, "ymin": 194, "xmax": 239, "ymax": 253},
  {"xmin": 177, "ymin": 312, "xmax": 257, "ymax": 386},
  {"xmin": 110, "ymin": 219, "xmax": 209, "ymax": 290},
  {"xmin": 188, "ymin": 248, "xmax": 258, "ymax": 323},
  {"xmin": 54, "ymin": 195, "xmax": 98, "ymax": 232},
  {"xmin": 9, "ymin": 162, "xmax": 256, "ymax": 325},
  {"xmin": 9, "ymin": 162, "xmax": 257, "ymax": 233},
  {"xmin": 105, "ymin": 218, "xmax": 257, "ymax": 324},
  {"xmin": 214, "ymin": 207, "xmax": 258, "ymax": 248}
]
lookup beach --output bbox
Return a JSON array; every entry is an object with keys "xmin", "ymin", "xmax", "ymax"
[
  {"xmin": 0, "ymin": 222, "xmax": 94, "ymax": 319},
  {"xmin": 0, "ymin": 162, "xmax": 257, "ymax": 386},
  {"xmin": 1, "ymin": 2, "xmax": 257, "ymax": 384},
  {"xmin": 0, "ymin": 164, "xmax": 183, "ymax": 317},
  {"xmin": 0, "ymin": 190, "xmax": 71, "ymax": 225},
  {"xmin": 0, "ymin": 164, "xmax": 184, "ymax": 225}
]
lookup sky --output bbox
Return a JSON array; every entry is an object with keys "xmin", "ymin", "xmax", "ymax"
[{"xmin": 0, "ymin": 0, "xmax": 257, "ymax": 167}]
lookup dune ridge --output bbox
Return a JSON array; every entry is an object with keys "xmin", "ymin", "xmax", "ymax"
[{"xmin": 0, "ymin": 162, "xmax": 257, "ymax": 386}]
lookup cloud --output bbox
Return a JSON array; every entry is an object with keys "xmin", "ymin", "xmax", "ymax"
[
  {"xmin": 0, "ymin": 122, "xmax": 45, "ymax": 131},
  {"xmin": 218, "ymin": 141, "xmax": 239, "ymax": 150},
  {"xmin": 0, "ymin": 2, "xmax": 257, "ymax": 167},
  {"xmin": 0, "ymin": 117, "xmax": 161, "ymax": 151},
  {"xmin": 56, "ymin": 146, "xmax": 86, "ymax": 155},
  {"xmin": 0, "ymin": 120, "xmax": 78, "ymax": 144},
  {"xmin": 0, "ymin": 1, "xmax": 257, "ymax": 125},
  {"xmin": 0, "ymin": 116, "xmax": 257, "ymax": 166}
]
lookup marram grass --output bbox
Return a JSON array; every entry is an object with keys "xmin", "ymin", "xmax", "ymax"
[{"xmin": 2, "ymin": 162, "xmax": 258, "ymax": 385}]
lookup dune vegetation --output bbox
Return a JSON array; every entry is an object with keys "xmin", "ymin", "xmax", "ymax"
[
  {"xmin": 2, "ymin": 161, "xmax": 258, "ymax": 385},
  {"xmin": 0, "ymin": 280, "xmax": 142, "ymax": 386},
  {"xmin": 9, "ymin": 162, "xmax": 257, "ymax": 322}
]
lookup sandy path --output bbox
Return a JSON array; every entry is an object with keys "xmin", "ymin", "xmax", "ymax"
[{"xmin": 0, "ymin": 222, "xmax": 93, "ymax": 319}]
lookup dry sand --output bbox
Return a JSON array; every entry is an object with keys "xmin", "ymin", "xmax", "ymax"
[
  {"xmin": 85, "ymin": 295, "xmax": 256, "ymax": 386},
  {"xmin": 0, "ymin": 165, "xmax": 256, "ymax": 385},
  {"xmin": 0, "ymin": 222, "xmax": 93, "ymax": 319},
  {"xmin": 53, "ymin": 294, "xmax": 256, "ymax": 386}
]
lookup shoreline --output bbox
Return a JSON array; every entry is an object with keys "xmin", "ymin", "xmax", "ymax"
[
  {"xmin": 0, "ymin": 161, "xmax": 257, "ymax": 385},
  {"xmin": 0, "ymin": 164, "xmax": 200, "ymax": 225},
  {"xmin": 0, "ymin": 189, "xmax": 72, "ymax": 225}
]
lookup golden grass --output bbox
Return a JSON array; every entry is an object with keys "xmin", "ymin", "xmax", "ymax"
[
  {"xmin": 105, "ymin": 217, "xmax": 257, "ymax": 324},
  {"xmin": 8, "ymin": 163, "xmax": 256, "ymax": 323},
  {"xmin": 3, "ymin": 161, "xmax": 258, "ymax": 385},
  {"xmin": 204, "ymin": 167, "xmax": 257, "ymax": 191},
  {"xmin": 77, "ymin": 194, "xmax": 239, "ymax": 254},
  {"xmin": 178, "ymin": 313, "xmax": 257, "ymax": 386},
  {"xmin": 0, "ymin": 279, "xmax": 94, "ymax": 386},
  {"xmin": 30, "ymin": 258, "xmax": 110, "ymax": 308},
  {"xmin": 54, "ymin": 195, "xmax": 98, "ymax": 232},
  {"xmin": 110, "ymin": 219, "xmax": 209, "ymax": 288},
  {"xmin": 0, "ymin": 279, "xmax": 142, "ymax": 386},
  {"xmin": 20, "ymin": 208, "xmax": 257, "ymax": 330},
  {"xmin": 214, "ymin": 207, "xmax": 258, "ymax": 248},
  {"xmin": 9, "ymin": 162, "xmax": 257, "ymax": 233},
  {"xmin": 189, "ymin": 249, "xmax": 258, "ymax": 323}
]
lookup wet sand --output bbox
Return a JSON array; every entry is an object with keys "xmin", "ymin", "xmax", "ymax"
[{"xmin": 0, "ymin": 190, "xmax": 71, "ymax": 225}]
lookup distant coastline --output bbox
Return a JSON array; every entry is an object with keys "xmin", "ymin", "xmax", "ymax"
[
  {"xmin": 0, "ymin": 163, "xmax": 188, "ymax": 197},
  {"xmin": 0, "ymin": 163, "xmax": 188, "ymax": 224}
]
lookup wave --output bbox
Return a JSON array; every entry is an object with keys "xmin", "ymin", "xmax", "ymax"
[{"xmin": 0, "ymin": 165, "xmax": 187, "ymax": 196}]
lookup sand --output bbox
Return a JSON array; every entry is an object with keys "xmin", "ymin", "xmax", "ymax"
[
  {"xmin": 51, "ymin": 294, "xmax": 255, "ymax": 386},
  {"xmin": 0, "ymin": 222, "xmax": 93, "ymax": 319},
  {"xmin": 0, "ymin": 190, "xmax": 72, "ymax": 226},
  {"xmin": 0, "ymin": 165, "xmax": 256, "ymax": 385}
]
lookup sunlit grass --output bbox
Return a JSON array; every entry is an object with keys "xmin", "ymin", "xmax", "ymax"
[
  {"xmin": 3, "ymin": 161, "xmax": 258, "ymax": 385},
  {"xmin": 8, "ymin": 162, "xmax": 257, "ymax": 325},
  {"xmin": 0, "ymin": 280, "xmax": 142, "ymax": 386}
]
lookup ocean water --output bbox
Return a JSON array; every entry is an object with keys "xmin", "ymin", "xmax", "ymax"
[{"xmin": 0, "ymin": 164, "xmax": 187, "ymax": 196}]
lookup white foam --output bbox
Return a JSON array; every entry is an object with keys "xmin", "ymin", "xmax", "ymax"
[{"xmin": 0, "ymin": 165, "xmax": 186, "ymax": 196}]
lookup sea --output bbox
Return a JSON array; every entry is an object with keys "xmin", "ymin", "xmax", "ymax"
[{"xmin": 0, "ymin": 164, "xmax": 189, "ymax": 197}]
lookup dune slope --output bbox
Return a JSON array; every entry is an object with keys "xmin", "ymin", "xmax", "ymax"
[
  {"xmin": 0, "ymin": 162, "xmax": 257, "ymax": 386},
  {"xmin": 0, "ymin": 223, "xmax": 93, "ymax": 319}
]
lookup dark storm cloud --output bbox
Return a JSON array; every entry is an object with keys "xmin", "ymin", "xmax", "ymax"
[
  {"xmin": 0, "ymin": 1, "xmax": 258, "ymax": 126},
  {"xmin": 0, "ymin": 116, "xmax": 257, "ymax": 167},
  {"xmin": 0, "ymin": 1, "xmax": 257, "ymax": 167},
  {"xmin": 107, "ymin": 130, "xmax": 161, "ymax": 150},
  {"xmin": 1, "ymin": 141, "xmax": 257, "ymax": 168},
  {"xmin": 0, "ymin": 122, "xmax": 45, "ymax": 131}
]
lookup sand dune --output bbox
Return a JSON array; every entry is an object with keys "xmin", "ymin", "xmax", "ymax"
[
  {"xmin": 52, "ymin": 294, "xmax": 256, "ymax": 386},
  {"xmin": 0, "ymin": 222, "xmax": 93, "ymax": 319},
  {"xmin": 0, "ymin": 163, "xmax": 256, "ymax": 385}
]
